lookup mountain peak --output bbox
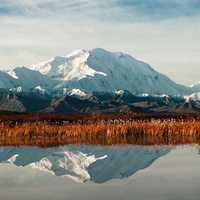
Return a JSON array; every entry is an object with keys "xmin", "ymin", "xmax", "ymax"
[{"xmin": 29, "ymin": 48, "xmax": 106, "ymax": 81}]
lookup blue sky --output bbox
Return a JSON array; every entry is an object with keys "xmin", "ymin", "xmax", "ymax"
[{"xmin": 0, "ymin": 0, "xmax": 200, "ymax": 85}]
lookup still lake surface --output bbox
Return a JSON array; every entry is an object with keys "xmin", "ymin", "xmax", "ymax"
[{"xmin": 0, "ymin": 144, "xmax": 199, "ymax": 200}]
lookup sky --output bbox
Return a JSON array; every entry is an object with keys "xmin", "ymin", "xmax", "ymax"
[{"xmin": 0, "ymin": 0, "xmax": 200, "ymax": 86}]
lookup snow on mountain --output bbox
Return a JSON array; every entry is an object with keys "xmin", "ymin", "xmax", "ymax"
[
  {"xmin": 0, "ymin": 67, "xmax": 57, "ymax": 91},
  {"xmin": 139, "ymin": 93, "xmax": 150, "ymax": 97},
  {"xmin": 115, "ymin": 90, "xmax": 125, "ymax": 96},
  {"xmin": 0, "ymin": 71, "xmax": 19, "ymax": 89},
  {"xmin": 9, "ymin": 86, "xmax": 23, "ymax": 93},
  {"xmin": 30, "ymin": 49, "xmax": 107, "ymax": 81},
  {"xmin": 185, "ymin": 92, "xmax": 200, "ymax": 102},
  {"xmin": 34, "ymin": 85, "xmax": 46, "ymax": 94},
  {"xmin": 7, "ymin": 70, "xmax": 18, "ymax": 79},
  {"xmin": 13, "ymin": 67, "xmax": 56, "ymax": 90},
  {"xmin": 0, "ymin": 145, "xmax": 170, "ymax": 183},
  {"xmin": 65, "ymin": 88, "xmax": 87, "ymax": 97},
  {"xmin": 54, "ymin": 48, "xmax": 191, "ymax": 95},
  {"xmin": 0, "ymin": 48, "xmax": 192, "ymax": 95}
]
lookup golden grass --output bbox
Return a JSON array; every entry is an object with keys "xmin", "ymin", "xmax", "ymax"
[{"xmin": 0, "ymin": 118, "xmax": 200, "ymax": 146}]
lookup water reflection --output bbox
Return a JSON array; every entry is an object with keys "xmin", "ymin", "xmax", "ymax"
[{"xmin": 0, "ymin": 145, "xmax": 171, "ymax": 183}]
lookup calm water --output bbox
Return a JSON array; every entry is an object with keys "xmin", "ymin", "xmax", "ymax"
[{"xmin": 0, "ymin": 145, "xmax": 199, "ymax": 200}]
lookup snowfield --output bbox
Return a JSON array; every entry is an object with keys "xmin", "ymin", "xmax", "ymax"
[{"xmin": 30, "ymin": 49, "xmax": 107, "ymax": 81}]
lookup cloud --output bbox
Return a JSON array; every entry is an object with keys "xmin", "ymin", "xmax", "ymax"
[{"xmin": 1, "ymin": 0, "xmax": 200, "ymax": 21}]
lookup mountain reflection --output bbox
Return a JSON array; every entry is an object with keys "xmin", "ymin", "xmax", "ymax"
[{"xmin": 0, "ymin": 145, "xmax": 171, "ymax": 183}]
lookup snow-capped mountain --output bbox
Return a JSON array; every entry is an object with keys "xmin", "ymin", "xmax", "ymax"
[
  {"xmin": 0, "ymin": 48, "xmax": 192, "ymax": 95},
  {"xmin": 0, "ymin": 145, "xmax": 170, "ymax": 183},
  {"xmin": 46, "ymin": 48, "xmax": 190, "ymax": 95}
]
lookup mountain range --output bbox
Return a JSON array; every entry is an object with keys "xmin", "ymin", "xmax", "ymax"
[
  {"xmin": 0, "ymin": 48, "xmax": 199, "ymax": 114},
  {"xmin": 0, "ymin": 48, "xmax": 195, "ymax": 96},
  {"xmin": 0, "ymin": 88, "xmax": 199, "ymax": 113}
]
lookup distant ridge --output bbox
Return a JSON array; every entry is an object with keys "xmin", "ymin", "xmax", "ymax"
[{"xmin": 0, "ymin": 89, "xmax": 199, "ymax": 113}]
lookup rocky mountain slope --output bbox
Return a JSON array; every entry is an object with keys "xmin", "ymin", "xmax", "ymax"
[{"xmin": 0, "ymin": 89, "xmax": 199, "ymax": 114}]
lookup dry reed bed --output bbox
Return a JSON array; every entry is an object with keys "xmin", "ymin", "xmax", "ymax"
[
  {"xmin": 1, "ymin": 119, "xmax": 200, "ymax": 137},
  {"xmin": 0, "ymin": 135, "xmax": 199, "ymax": 147}
]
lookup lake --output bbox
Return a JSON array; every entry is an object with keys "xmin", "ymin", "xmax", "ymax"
[{"xmin": 0, "ymin": 144, "xmax": 199, "ymax": 200}]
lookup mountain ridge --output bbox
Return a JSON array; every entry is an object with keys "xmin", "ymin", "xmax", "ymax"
[
  {"xmin": 0, "ymin": 48, "xmax": 193, "ymax": 96},
  {"xmin": 0, "ymin": 89, "xmax": 199, "ymax": 114}
]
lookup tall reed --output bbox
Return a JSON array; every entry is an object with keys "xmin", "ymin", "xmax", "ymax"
[{"xmin": 0, "ymin": 118, "xmax": 200, "ymax": 146}]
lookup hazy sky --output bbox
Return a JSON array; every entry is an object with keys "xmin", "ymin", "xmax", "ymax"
[{"xmin": 0, "ymin": 0, "xmax": 200, "ymax": 85}]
